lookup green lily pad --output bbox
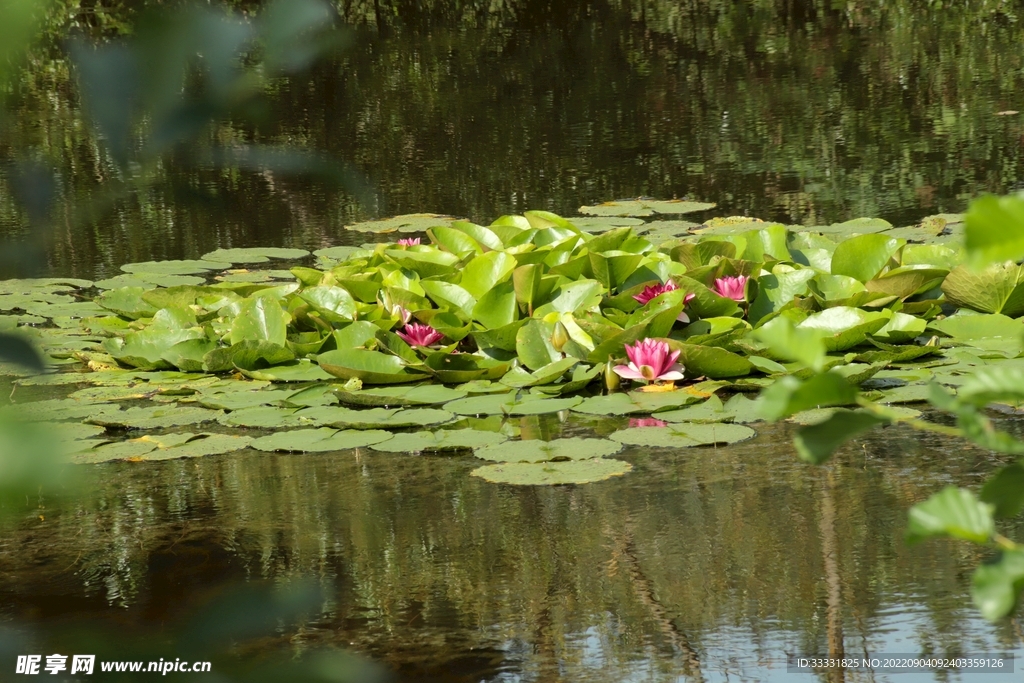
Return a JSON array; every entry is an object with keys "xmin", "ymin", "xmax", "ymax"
[
  {"xmin": 295, "ymin": 406, "xmax": 454, "ymax": 429},
  {"xmin": 470, "ymin": 458, "xmax": 633, "ymax": 485},
  {"xmin": 346, "ymin": 213, "xmax": 457, "ymax": 233},
  {"xmin": 569, "ymin": 216, "xmax": 646, "ymax": 232},
  {"xmin": 335, "ymin": 384, "xmax": 468, "ymax": 407},
  {"xmin": 571, "ymin": 393, "xmax": 649, "ymax": 416},
  {"xmin": 121, "ymin": 259, "xmax": 230, "ymax": 275},
  {"xmin": 202, "ymin": 247, "xmax": 310, "ymax": 263},
  {"xmin": 74, "ymin": 432, "xmax": 252, "ymax": 463},
  {"xmin": 250, "ymin": 427, "xmax": 393, "ymax": 452},
  {"xmin": 239, "ymin": 360, "xmax": 333, "ymax": 382},
  {"xmin": 473, "ymin": 437, "xmax": 622, "ymax": 462},
  {"xmin": 317, "ymin": 348, "xmax": 428, "ymax": 385},
  {"xmin": 94, "ymin": 273, "xmax": 209, "ymax": 289},
  {"xmin": 610, "ymin": 422, "xmax": 755, "ymax": 447},
  {"xmin": 798, "ymin": 307, "xmax": 889, "ymax": 351},
  {"xmin": 217, "ymin": 405, "xmax": 307, "ymax": 428},
  {"xmin": 87, "ymin": 405, "xmax": 223, "ymax": 430},
  {"xmin": 0, "ymin": 398, "xmax": 123, "ymax": 422},
  {"xmin": 369, "ymin": 428, "xmax": 508, "ymax": 452},
  {"xmin": 507, "ymin": 396, "xmax": 583, "ymax": 415},
  {"xmin": 194, "ymin": 388, "xmax": 294, "ymax": 410},
  {"xmin": 579, "ymin": 200, "xmax": 715, "ymax": 217}
]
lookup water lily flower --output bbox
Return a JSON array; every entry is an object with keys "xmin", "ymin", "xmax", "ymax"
[
  {"xmin": 396, "ymin": 238, "xmax": 421, "ymax": 246},
  {"xmin": 393, "ymin": 305, "xmax": 413, "ymax": 325},
  {"xmin": 397, "ymin": 322, "xmax": 444, "ymax": 347},
  {"xmin": 633, "ymin": 280, "xmax": 678, "ymax": 305},
  {"xmin": 713, "ymin": 275, "xmax": 748, "ymax": 301},
  {"xmin": 613, "ymin": 338, "xmax": 685, "ymax": 383},
  {"xmin": 629, "ymin": 417, "xmax": 668, "ymax": 428}
]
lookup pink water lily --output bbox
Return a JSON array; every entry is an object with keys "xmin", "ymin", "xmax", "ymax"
[
  {"xmin": 613, "ymin": 338, "xmax": 685, "ymax": 383},
  {"xmin": 397, "ymin": 322, "xmax": 444, "ymax": 347},
  {"xmin": 633, "ymin": 280, "xmax": 678, "ymax": 305},
  {"xmin": 713, "ymin": 275, "xmax": 748, "ymax": 301},
  {"xmin": 629, "ymin": 417, "xmax": 668, "ymax": 428},
  {"xmin": 396, "ymin": 238, "xmax": 421, "ymax": 246},
  {"xmin": 393, "ymin": 305, "xmax": 413, "ymax": 325}
]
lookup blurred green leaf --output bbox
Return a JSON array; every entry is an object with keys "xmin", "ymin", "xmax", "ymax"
[{"xmin": 907, "ymin": 486, "xmax": 995, "ymax": 545}]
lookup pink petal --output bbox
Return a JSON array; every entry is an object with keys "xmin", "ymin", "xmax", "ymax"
[{"xmin": 613, "ymin": 364, "xmax": 646, "ymax": 380}]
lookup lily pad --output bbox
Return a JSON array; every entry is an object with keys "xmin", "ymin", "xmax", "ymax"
[
  {"xmin": 345, "ymin": 213, "xmax": 457, "ymax": 234},
  {"xmin": 121, "ymin": 259, "xmax": 230, "ymax": 275},
  {"xmin": 202, "ymin": 247, "xmax": 310, "ymax": 263},
  {"xmin": 470, "ymin": 458, "xmax": 633, "ymax": 485},
  {"xmin": 369, "ymin": 428, "xmax": 508, "ymax": 452},
  {"xmin": 250, "ymin": 427, "xmax": 393, "ymax": 452},
  {"xmin": 335, "ymin": 384, "xmax": 468, "ymax": 407},
  {"xmin": 473, "ymin": 437, "xmax": 622, "ymax": 463},
  {"xmin": 507, "ymin": 396, "xmax": 583, "ymax": 415},
  {"xmin": 217, "ymin": 405, "xmax": 306, "ymax": 428},
  {"xmin": 239, "ymin": 360, "xmax": 333, "ymax": 382},
  {"xmin": 610, "ymin": 422, "xmax": 755, "ymax": 447},
  {"xmin": 295, "ymin": 406, "xmax": 454, "ymax": 429},
  {"xmin": 87, "ymin": 405, "xmax": 223, "ymax": 430},
  {"xmin": 443, "ymin": 392, "xmax": 517, "ymax": 415},
  {"xmin": 579, "ymin": 200, "xmax": 715, "ymax": 217}
]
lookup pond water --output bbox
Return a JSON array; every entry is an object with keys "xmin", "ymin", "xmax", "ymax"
[{"xmin": 2, "ymin": 1, "xmax": 1024, "ymax": 681}]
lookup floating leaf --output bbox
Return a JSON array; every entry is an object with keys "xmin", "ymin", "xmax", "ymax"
[
  {"xmin": 121, "ymin": 259, "xmax": 230, "ymax": 275},
  {"xmin": 240, "ymin": 359, "xmax": 333, "ymax": 382},
  {"xmin": 507, "ymin": 396, "xmax": 582, "ymax": 415},
  {"xmin": 610, "ymin": 422, "xmax": 755, "ymax": 447},
  {"xmin": 471, "ymin": 458, "xmax": 632, "ymax": 485},
  {"xmin": 345, "ymin": 213, "xmax": 457, "ymax": 233},
  {"xmin": 250, "ymin": 427, "xmax": 393, "ymax": 452},
  {"xmin": 202, "ymin": 247, "xmax": 310, "ymax": 263},
  {"xmin": 317, "ymin": 348, "xmax": 428, "ymax": 384},
  {"xmin": 296, "ymin": 406, "xmax": 454, "ymax": 429},
  {"xmin": 473, "ymin": 437, "xmax": 621, "ymax": 463},
  {"xmin": 370, "ymin": 428, "xmax": 507, "ymax": 452},
  {"xmin": 88, "ymin": 405, "xmax": 223, "ymax": 430},
  {"xmin": 443, "ymin": 392, "xmax": 517, "ymax": 415},
  {"xmin": 579, "ymin": 199, "xmax": 715, "ymax": 217}
]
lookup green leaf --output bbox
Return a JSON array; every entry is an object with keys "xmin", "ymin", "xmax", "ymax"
[
  {"xmin": 203, "ymin": 340, "xmax": 295, "ymax": 372},
  {"xmin": 941, "ymin": 263, "xmax": 1024, "ymax": 316},
  {"xmin": 610, "ymin": 422, "xmax": 755, "ymax": 447},
  {"xmin": 830, "ymin": 233, "xmax": 903, "ymax": 282},
  {"xmin": 87, "ymin": 405, "xmax": 223, "ymax": 430},
  {"xmin": 298, "ymin": 285, "xmax": 357, "ymax": 323},
  {"xmin": 757, "ymin": 372, "xmax": 859, "ymax": 421},
  {"xmin": 443, "ymin": 392, "xmax": 516, "ymax": 415},
  {"xmin": 571, "ymin": 393, "xmax": 649, "ymax": 415},
  {"xmin": 516, "ymin": 319, "xmax": 561, "ymax": 370},
  {"xmin": 664, "ymin": 341, "xmax": 752, "ymax": 379},
  {"xmin": 507, "ymin": 396, "xmax": 582, "ymax": 415},
  {"xmin": 473, "ymin": 437, "xmax": 622, "ymax": 463},
  {"xmin": 866, "ymin": 265, "xmax": 948, "ymax": 299},
  {"xmin": 203, "ymin": 247, "xmax": 309, "ymax": 263},
  {"xmin": 964, "ymin": 193, "xmax": 1024, "ymax": 266},
  {"xmin": 345, "ymin": 213, "xmax": 456, "ymax": 233},
  {"xmin": 588, "ymin": 252, "xmax": 643, "ymax": 291},
  {"xmin": 429, "ymin": 225, "xmax": 483, "ymax": 255},
  {"xmin": 798, "ymin": 307, "xmax": 889, "ymax": 352},
  {"xmin": 96, "ymin": 287, "xmax": 159, "ymax": 319},
  {"xmin": 422, "ymin": 351, "xmax": 510, "ymax": 383},
  {"xmin": 470, "ymin": 459, "xmax": 633, "ymax": 485},
  {"xmin": 579, "ymin": 199, "xmax": 715, "ymax": 217},
  {"xmin": 461, "ymin": 251, "xmax": 517, "ymax": 299},
  {"xmin": 793, "ymin": 410, "xmax": 889, "ymax": 464},
  {"xmin": 250, "ymin": 427, "xmax": 393, "ymax": 452},
  {"xmin": 906, "ymin": 486, "xmax": 995, "ymax": 545},
  {"xmin": 980, "ymin": 462, "xmax": 1024, "ymax": 519},
  {"xmin": 473, "ymin": 281, "xmax": 517, "ymax": 329},
  {"xmin": 230, "ymin": 295, "xmax": 290, "ymax": 346},
  {"xmin": 370, "ymin": 428, "xmax": 507, "ymax": 452},
  {"xmin": 335, "ymin": 384, "xmax": 467, "ymax": 407},
  {"xmin": 533, "ymin": 280, "xmax": 605, "ymax": 317},
  {"xmin": 316, "ymin": 348, "xmax": 428, "ymax": 385},
  {"xmin": 419, "ymin": 281, "xmax": 477, "ymax": 318},
  {"xmin": 751, "ymin": 316, "xmax": 826, "ymax": 371},
  {"xmin": 971, "ymin": 550, "xmax": 1024, "ymax": 621},
  {"xmin": 239, "ymin": 359, "xmax": 332, "ymax": 382}
]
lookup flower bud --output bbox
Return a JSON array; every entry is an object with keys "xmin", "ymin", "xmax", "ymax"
[
  {"xmin": 604, "ymin": 361, "xmax": 621, "ymax": 393},
  {"xmin": 551, "ymin": 321, "xmax": 570, "ymax": 352}
]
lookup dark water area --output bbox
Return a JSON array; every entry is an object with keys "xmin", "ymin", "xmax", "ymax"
[
  {"xmin": 3, "ymin": 2, "xmax": 1024, "ymax": 681},
  {"xmin": 2, "ymin": 1, "xmax": 1024, "ymax": 278},
  {"xmin": 2, "ymin": 402, "xmax": 1023, "ymax": 682}
]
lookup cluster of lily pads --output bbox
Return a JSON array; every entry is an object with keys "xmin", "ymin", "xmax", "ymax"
[{"xmin": 0, "ymin": 198, "xmax": 1015, "ymax": 484}]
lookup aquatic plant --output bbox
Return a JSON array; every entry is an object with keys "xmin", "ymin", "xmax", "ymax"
[
  {"xmin": 397, "ymin": 323, "xmax": 444, "ymax": 347},
  {"xmin": 613, "ymin": 339, "xmax": 685, "ymax": 384},
  {"xmin": 712, "ymin": 275, "xmax": 747, "ymax": 301},
  {"xmin": 632, "ymin": 280, "xmax": 678, "ymax": 305}
]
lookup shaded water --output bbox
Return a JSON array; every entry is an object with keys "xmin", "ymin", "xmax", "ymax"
[
  {"xmin": 2, "ymin": 409, "xmax": 1023, "ymax": 681},
  {"xmin": 2, "ymin": 1, "xmax": 1024, "ymax": 680},
  {"xmin": 2, "ymin": 1, "xmax": 1024, "ymax": 276}
]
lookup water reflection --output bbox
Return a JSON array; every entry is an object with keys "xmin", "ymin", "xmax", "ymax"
[
  {"xmin": 2, "ymin": 417, "xmax": 1021, "ymax": 681},
  {"xmin": 2, "ymin": 1, "xmax": 1024, "ymax": 277}
]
